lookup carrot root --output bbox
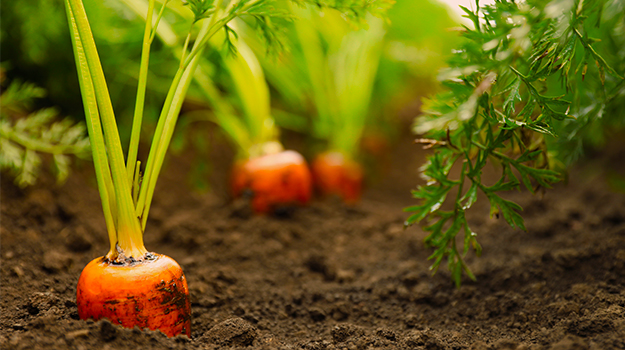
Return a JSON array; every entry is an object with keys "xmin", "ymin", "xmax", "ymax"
[
  {"xmin": 231, "ymin": 150, "xmax": 312, "ymax": 213},
  {"xmin": 311, "ymin": 151, "xmax": 363, "ymax": 204},
  {"xmin": 76, "ymin": 253, "xmax": 191, "ymax": 337}
]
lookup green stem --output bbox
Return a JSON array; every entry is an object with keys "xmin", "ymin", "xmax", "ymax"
[
  {"xmin": 127, "ymin": 0, "xmax": 156, "ymax": 190},
  {"xmin": 194, "ymin": 66, "xmax": 253, "ymax": 154},
  {"xmin": 180, "ymin": 30, "xmax": 193, "ymax": 67},
  {"xmin": 133, "ymin": 160, "xmax": 141, "ymax": 205},
  {"xmin": 455, "ymin": 161, "xmax": 467, "ymax": 207},
  {"xmin": 136, "ymin": 1, "xmax": 227, "ymax": 229},
  {"xmin": 221, "ymin": 33, "xmax": 274, "ymax": 147},
  {"xmin": 67, "ymin": 0, "xmax": 145, "ymax": 258},
  {"xmin": 140, "ymin": 54, "xmax": 203, "ymax": 230},
  {"xmin": 122, "ymin": 0, "xmax": 253, "ymax": 155},
  {"xmin": 65, "ymin": 0, "xmax": 117, "ymax": 256},
  {"xmin": 293, "ymin": 6, "xmax": 336, "ymax": 141},
  {"xmin": 471, "ymin": 140, "xmax": 516, "ymax": 163},
  {"xmin": 149, "ymin": 0, "xmax": 171, "ymax": 43}
]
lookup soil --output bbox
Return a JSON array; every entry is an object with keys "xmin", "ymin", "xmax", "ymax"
[{"xmin": 1, "ymin": 134, "xmax": 625, "ymax": 350}]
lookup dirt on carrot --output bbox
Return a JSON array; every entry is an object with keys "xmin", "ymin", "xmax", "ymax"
[{"xmin": 1, "ymin": 135, "xmax": 625, "ymax": 349}]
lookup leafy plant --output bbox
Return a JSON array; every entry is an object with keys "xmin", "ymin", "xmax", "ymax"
[
  {"xmin": 209, "ymin": 31, "xmax": 314, "ymax": 213},
  {"xmin": 236, "ymin": 5, "xmax": 388, "ymax": 202},
  {"xmin": 0, "ymin": 79, "xmax": 90, "ymax": 187},
  {"xmin": 404, "ymin": 0, "xmax": 625, "ymax": 287}
]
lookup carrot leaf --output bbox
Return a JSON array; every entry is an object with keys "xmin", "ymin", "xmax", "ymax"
[{"xmin": 405, "ymin": 0, "xmax": 624, "ymax": 286}]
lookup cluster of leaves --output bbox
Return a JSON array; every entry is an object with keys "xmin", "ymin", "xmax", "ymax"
[
  {"xmin": 180, "ymin": 0, "xmax": 391, "ymax": 57},
  {"xmin": 294, "ymin": 0, "xmax": 394, "ymax": 24},
  {"xmin": 214, "ymin": 0, "xmax": 393, "ymax": 57},
  {"xmin": 0, "ymin": 80, "xmax": 90, "ymax": 187},
  {"xmin": 405, "ymin": 0, "xmax": 624, "ymax": 287},
  {"xmin": 183, "ymin": 0, "xmax": 215, "ymax": 22}
]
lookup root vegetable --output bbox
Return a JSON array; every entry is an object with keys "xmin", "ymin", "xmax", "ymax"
[
  {"xmin": 232, "ymin": 150, "xmax": 312, "ymax": 213},
  {"xmin": 311, "ymin": 151, "xmax": 363, "ymax": 204},
  {"xmin": 76, "ymin": 253, "xmax": 191, "ymax": 337}
]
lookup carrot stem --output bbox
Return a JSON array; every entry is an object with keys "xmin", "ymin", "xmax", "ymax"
[
  {"xmin": 65, "ymin": 2, "xmax": 117, "ymax": 256},
  {"xmin": 139, "ymin": 52, "xmax": 205, "ymax": 230},
  {"xmin": 123, "ymin": 1, "xmax": 255, "ymax": 158},
  {"xmin": 136, "ymin": 0, "xmax": 229, "ymax": 228},
  {"xmin": 66, "ymin": 0, "xmax": 145, "ymax": 259},
  {"xmin": 126, "ymin": 0, "xmax": 156, "ymax": 192}
]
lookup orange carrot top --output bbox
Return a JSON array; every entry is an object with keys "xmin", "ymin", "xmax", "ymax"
[{"xmin": 232, "ymin": 142, "xmax": 312, "ymax": 213}]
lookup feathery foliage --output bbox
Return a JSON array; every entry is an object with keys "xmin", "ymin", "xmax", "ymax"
[
  {"xmin": 405, "ymin": 0, "xmax": 625, "ymax": 287},
  {"xmin": 0, "ymin": 80, "xmax": 90, "ymax": 187}
]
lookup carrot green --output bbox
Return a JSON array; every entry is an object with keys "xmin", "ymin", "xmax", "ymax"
[{"xmin": 405, "ymin": 0, "xmax": 624, "ymax": 287}]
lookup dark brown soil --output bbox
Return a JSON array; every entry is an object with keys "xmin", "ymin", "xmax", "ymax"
[{"xmin": 2, "ymin": 137, "xmax": 625, "ymax": 350}]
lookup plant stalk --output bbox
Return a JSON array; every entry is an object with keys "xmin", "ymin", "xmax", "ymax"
[
  {"xmin": 126, "ymin": 0, "xmax": 156, "ymax": 191},
  {"xmin": 136, "ymin": 0, "xmax": 227, "ymax": 229},
  {"xmin": 65, "ymin": 1, "xmax": 117, "ymax": 256},
  {"xmin": 66, "ymin": 0, "xmax": 146, "ymax": 259}
]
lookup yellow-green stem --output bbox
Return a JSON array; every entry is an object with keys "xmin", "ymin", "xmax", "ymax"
[
  {"xmin": 65, "ymin": 1, "xmax": 117, "ymax": 256},
  {"xmin": 140, "ymin": 54, "xmax": 204, "ymax": 230},
  {"xmin": 136, "ymin": 0, "xmax": 227, "ymax": 227},
  {"xmin": 133, "ymin": 160, "xmax": 141, "ymax": 205},
  {"xmin": 66, "ymin": 0, "xmax": 146, "ymax": 259},
  {"xmin": 126, "ymin": 0, "xmax": 156, "ymax": 190},
  {"xmin": 121, "ymin": 0, "xmax": 258, "ymax": 158}
]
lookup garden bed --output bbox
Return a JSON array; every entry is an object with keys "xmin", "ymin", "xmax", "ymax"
[{"xmin": 1, "ymin": 139, "xmax": 625, "ymax": 350}]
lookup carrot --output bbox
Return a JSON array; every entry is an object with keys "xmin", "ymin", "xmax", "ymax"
[
  {"xmin": 199, "ymin": 30, "xmax": 313, "ymax": 215},
  {"xmin": 65, "ymin": 0, "xmax": 195, "ymax": 336},
  {"xmin": 64, "ymin": 0, "xmax": 257, "ymax": 337},
  {"xmin": 232, "ymin": 149, "xmax": 312, "ymax": 213},
  {"xmin": 311, "ymin": 151, "xmax": 363, "ymax": 204},
  {"xmin": 76, "ymin": 253, "xmax": 191, "ymax": 337}
]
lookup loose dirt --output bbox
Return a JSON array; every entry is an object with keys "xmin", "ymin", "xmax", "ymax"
[{"xmin": 2, "ymin": 137, "xmax": 624, "ymax": 350}]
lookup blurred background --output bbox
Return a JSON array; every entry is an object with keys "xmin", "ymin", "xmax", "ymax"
[
  {"xmin": 1, "ymin": 0, "xmax": 466, "ymax": 190},
  {"xmin": 3, "ymin": 0, "xmax": 622, "ymax": 194},
  {"xmin": 1, "ymin": 0, "xmax": 464, "ymax": 122}
]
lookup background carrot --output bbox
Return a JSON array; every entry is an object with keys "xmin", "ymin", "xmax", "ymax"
[
  {"xmin": 231, "ymin": 149, "xmax": 312, "ymax": 213},
  {"xmin": 311, "ymin": 151, "xmax": 363, "ymax": 204},
  {"xmin": 194, "ymin": 28, "xmax": 314, "ymax": 213},
  {"xmin": 241, "ymin": 6, "xmax": 386, "ymax": 204}
]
